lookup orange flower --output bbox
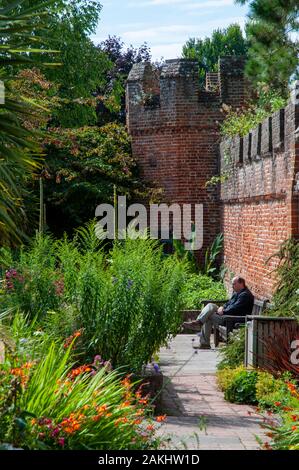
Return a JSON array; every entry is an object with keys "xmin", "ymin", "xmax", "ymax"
[
  {"xmin": 286, "ymin": 383, "xmax": 299, "ymax": 397},
  {"xmin": 60, "ymin": 412, "xmax": 84, "ymax": 434},
  {"xmin": 114, "ymin": 417, "xmax": 129, "ymax": 426},
  {"xmin": 68, "ymin": 365, "xmax": 92, "ymax": 379},
  {"xmin": 274, "ymin": 402, "xmax": 281, "ymax": 407},
  {"xmin": 147, "ymin": 425, "xmax": 155, "ymax": 432},
  {"xmin": 64, "ymin": 329, "xmax": 83, "ymax": 349},
  {"xmin": 64, "ymin": 426, "xmax": 74, "ymax": 434},
  {"xmin": 120, "ymin": 401, "xmax": 132, "ymax": 408},
  {"xmin": 121, "ymin": 378, "xmax": 131, "ymax": 389},
  {"xmin": 291, "ymin": 426, "xmax": 297, "ymax": 432},
  {"xmin": 138, "ymin": 398, "xmax": 148, "ymax": 405},
  {"xmin": 133, "ymin": 419, "xmax": 142, "ymax": 425},
  {"xmin": 156, "ymin": 415, "xmax": 167, "ymax": 423},
  {"xmin": 287, "ymin": 382, "xmax": 296, "ymax": 391},
  {"xmin": 10, "ymin": 363, "xmax": 34, "ymax": 387},
  {"xmin": 95, "ymin": 405, "xmax": 108, "ymax": 415}
]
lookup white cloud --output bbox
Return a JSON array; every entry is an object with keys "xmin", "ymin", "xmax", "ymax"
[
  {"xmin": 129, "ymin": 0, "xmax": 190, "ymax": 6},
  {"xmin": 181, "ymin": 0, "xmax": 235, "ymax": 10},
  {"xmin": 129, "ymin": 0, "xmax": 234, "ymax": 7},
  {"xmin": 122, "ymin": 24, "xmax": 198, "ymax": 42},
  {"xmin": 150, "ymin": 43, "xmax": 183, "ymax": 61},
  {"xmin": 121, "ymin": 16, "xmax": 245, "ymax": 45}
]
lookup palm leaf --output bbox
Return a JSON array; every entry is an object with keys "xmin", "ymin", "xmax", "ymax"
[{"xmin": 0, "ymin": 0, "xmax": 59, "ymax": 244}]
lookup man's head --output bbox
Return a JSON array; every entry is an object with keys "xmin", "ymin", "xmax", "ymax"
[{"xmin": 232, "ymin": 276, "xmax": 246, "ymax": 293}]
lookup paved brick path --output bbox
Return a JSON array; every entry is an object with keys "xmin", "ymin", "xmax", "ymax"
[{"xmin": 157, "ymin": 334, "xmax": 266, "ymax": 450}]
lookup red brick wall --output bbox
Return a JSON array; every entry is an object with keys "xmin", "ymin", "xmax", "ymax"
[
  {"xmin": 127, "ymin": 58, "xmax": 299, "ymax": 299},
  {"xmin": 220, "ymin": 99, "xmax": 299, "ymax": 299},
  {"xmin": 126, "ymin": 58, "xmax": 245, "ymax": 262}
]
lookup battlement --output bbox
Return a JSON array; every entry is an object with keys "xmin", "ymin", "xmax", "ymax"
[
  {"xmin": 220, "ymin": 108, "xmax": 286, "ymax": 171},
  {"xmin": 220, "ymin": 97, "xmax": 299, "ymax": 206},
  {"xmin": 126, "ymin": 56, "xmax": 246, "ymax": 134}
]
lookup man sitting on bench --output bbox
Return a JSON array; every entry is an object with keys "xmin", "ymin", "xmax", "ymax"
[{"xmin": 183, "ymin": 276, "xmax": 254, "ymax": 350}]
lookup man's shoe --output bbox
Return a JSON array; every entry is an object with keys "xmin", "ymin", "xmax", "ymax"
[
  {"xmin": 193, "ymin": 344, "xmax": 211, "ymax": 350},
  {"xmin": 182, "ymin": 320, "xmax": 202, "ymax": 332}
]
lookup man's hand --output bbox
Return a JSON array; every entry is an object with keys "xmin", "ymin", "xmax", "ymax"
[{"xmin": 217, "ymin": 306, "xmax": 224, "ymax": 315}]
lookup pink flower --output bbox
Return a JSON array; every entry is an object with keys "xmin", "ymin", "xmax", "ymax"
[
  {"xmin": 51, "ymin": 428, "xmax": 60, "ymax": 437},
  {"xmin": 58, "ymin": 437, "xmax": 65, "ymax": 447}
]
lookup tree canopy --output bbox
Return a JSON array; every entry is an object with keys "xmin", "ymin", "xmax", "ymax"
[
  {"xmin": 182, "ymin": 24, "xmax": 248, "ymax": 87},
  {"xmin": 235, "ymin": 0, "xmax": 299, "ymax": 94}
]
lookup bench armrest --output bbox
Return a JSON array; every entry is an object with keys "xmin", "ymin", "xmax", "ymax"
[
  {"xmin": 202, "ymin": 299, "xmax": 228, "ymax": 306},
  {"xmin": 222, "ymin": 315, "xmax": 246, "ymax": 334}
]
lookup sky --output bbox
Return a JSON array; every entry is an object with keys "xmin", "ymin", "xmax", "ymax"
[{"xmin": 91, "ymin": 0, "xmax": 249, "ymax": 61}]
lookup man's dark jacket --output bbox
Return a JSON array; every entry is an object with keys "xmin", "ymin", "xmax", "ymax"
[{"xmin": 223, "ymin": 287, "xmax": 254, "ymax": 316}]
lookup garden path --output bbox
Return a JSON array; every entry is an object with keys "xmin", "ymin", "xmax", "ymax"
[{"xmin": 157, "ymin": 334, "xmax": 267, "ymax": 450}]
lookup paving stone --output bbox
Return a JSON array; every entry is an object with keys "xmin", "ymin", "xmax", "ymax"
[{"xmin": 158, "ymin": 335, "xmax": 267, "ymax": 450}]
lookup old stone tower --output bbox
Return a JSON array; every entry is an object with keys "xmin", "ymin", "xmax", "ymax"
[{"xmin": 126, "ymin": 57, "xmax": 299, "ymax": 298}]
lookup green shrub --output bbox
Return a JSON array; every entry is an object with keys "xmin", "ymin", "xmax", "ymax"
[
  {"xmin": 181, "ymin": 274, "xmax": 227, "ymax": 310},
  {"xmin": 255, "ymin": 371, "xmax": 296, "ymax": 410},
  {"xmin": 224, "ymin": 369, "xmax": 258, "ymax": 404},
  {"xmin": 216, "ymin": 365, "xmax": 246, "ymax": 392},
  {"xmin": 217, "ymin": 366, "xmax": 258, "ymax": 404},
  {"xmin": 0, "ymin": 235, "xmax": 62, "ymax": 321},
  {"xmin": 217, "ymin": 326, "xmax": 246, "ymax": 370},
  {"xmin": 221, "ymin": 90, "xmax": 287, "ymax": 138}
]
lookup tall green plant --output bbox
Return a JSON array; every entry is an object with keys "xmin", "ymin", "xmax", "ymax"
[
  {"xmin": 268, "ymin": 239, "xmax": 299, "ymax": 318},
  {"xmin": 2, "ymin": 223, "xmax": 188, "ymax": 372},
  {"xmin": 203, "ymin": 233, "xmax": 224, "ymax": 277},
  {"xmin": 0, "ymin": 233, "xmax": 62, "ymax": 320}
]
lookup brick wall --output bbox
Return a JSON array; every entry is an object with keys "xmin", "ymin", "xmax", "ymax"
[
  {"xmin": 126, "ymin": 57, "xmax": 299, "ymax": 299},
  {"xmin": 220, "ymin": 96, "xmax": 299, "ymax": 299},
  {"xmin": 126, "ymin": 57, "xmax": 245, "ymax": 263}
]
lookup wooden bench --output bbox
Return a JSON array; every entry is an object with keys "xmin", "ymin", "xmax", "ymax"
[{"xmin": 202, "ymin": 299, "xmax": 269, "ymax": 347}]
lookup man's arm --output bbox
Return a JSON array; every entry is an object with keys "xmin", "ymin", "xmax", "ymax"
[
  {"xmin": 222, "ymin": 294, "xmax": 236, "ymax": 311},
  {"xmin": 223, "ymin": 291, "xmax": 252, "ymax": 316}
]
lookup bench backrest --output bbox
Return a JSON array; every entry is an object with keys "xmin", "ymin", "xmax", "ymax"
[{"xmin": 251, "ymin": 299, "xmax": 267, "ymax": 316}]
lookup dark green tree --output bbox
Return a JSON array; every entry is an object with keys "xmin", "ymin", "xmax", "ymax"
[
  {"xmin": 1, "ymin": 0, "xmax": 111, "ymax": 127},
  {"xmin": 235, "ymin": 0, "xmax": 299, "ymax": 94},
  {"xmin": 182, "ymin": 24, "xmax": 248, "ymax": 87}
]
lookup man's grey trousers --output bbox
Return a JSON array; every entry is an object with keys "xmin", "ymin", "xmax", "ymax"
[{"xmin": 196, "ymin": 303, "xmax": 225, "ymax": 346}]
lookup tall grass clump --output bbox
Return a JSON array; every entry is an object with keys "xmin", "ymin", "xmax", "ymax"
[{"xmin": 1, "ymin": 222, "xmax": 188, "ymax": 373}]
